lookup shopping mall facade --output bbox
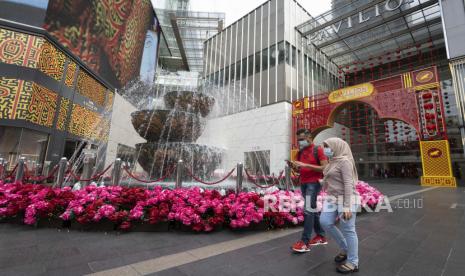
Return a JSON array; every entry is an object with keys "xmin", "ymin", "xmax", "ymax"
[
  {"xmin": 0, "ymin": 0, "xmax": 160, "ymax": 172},
  {"xmin": 201, "ymin": 0, "xmax": 465, "ymax": 185}
]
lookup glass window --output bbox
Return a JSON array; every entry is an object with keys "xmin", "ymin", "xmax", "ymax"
[
  {"xmin": 20, "ymin": 129, "xmax": 48, "ymax": 166},
  {"xmin": 213, "ymin": 72, "xmax": 218, "ymax": 84},
  {"xmin": 231, "ymin": 63, "xmax": 236, "ymax": 81},
  {"xmin": 241, "ymin": 58, "xmax": 247, "ymax": 79},
  {"xmin": 262, "ymin": 48, "xmax": 269, "ymax": 71},
  {"xmin": 269, "ymin": 44, "xmax": 276, "ymax": 68},
  {"xmin": 285, "ymin": 42, "xmax": 291, "ymax": 65},
  {"xmin": 219, "ymin": 69, "xmax": 224, "ymax": 86},
  {"xmin": 304, "ymin": 55, "xmax": 308, "ymax": 77},
  {"xmin": 278, "ymin": 41, "xmax": 285, "ymax": 64},
  {"xmin": 291, "ymin": 46, "xmax": 296, "ymax": 68},
  {"xmin": 235, "ymin": 62, "xmax": 241, "ymax": 81},
  {"xmin": 255, "ymin": 52, "xmax": 261, "ymax": 74},
  {"xmin": 0, "ymin": 126, "xmax": 22, "ymax": 170},
  {"xmin": 225, "ymin": 66, "xmax": 230, "ymax": 85},
  {"xmin": 0, "ymin": 126, "xmax": 49, "ymax": 171},
  {"xmin": 248, "ymin": 55, "xmax": 254, "ymax": 76}
]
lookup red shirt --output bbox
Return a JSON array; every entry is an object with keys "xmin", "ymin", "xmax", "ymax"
[{"xmin": 297, "ymin": 144, "xmax": 328, "ymax": 184}]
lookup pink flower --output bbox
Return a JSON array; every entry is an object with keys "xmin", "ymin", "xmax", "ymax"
[
  {"xmin": 129, "ymin": 206, "xmax": 144, "ymax": 220},
  {"xmin": 98, "ymin": 204, "xmax": 116, "ymax": 218},
  {"xmin": 60, "ymin": 211, "xmax": 71, "ymax": 221}
]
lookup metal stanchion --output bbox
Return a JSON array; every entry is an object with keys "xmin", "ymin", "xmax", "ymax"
[
  {"xmin": 81, "ymin": 152, "xmax": 96, "ymax": 186},
  {"xmin": 175, "ymin": 160, "xmax": 183, "ymax": 189},
  {"xmin": 55, "ymin": 157, "xmax": 67, "ymax": 188},
  {"xmin": 42, "ymin": 161, "xmax": 51, "ymax": 180},
  {"xmin": 112, "ymin": 158, "xmax": 122, "ymax": 186},
  {"xmin": 0, "ymin": 158, "xmax": 5, "ymax": 181},
  {"xmin": 285, "ymin": 165, "xmax": 291, "ymax": 191},
  {"xmin": 236, "ymin": 163, "xmax": 243, "ymax": 193},
  {"xmin": 15, "ymin": 157, "xmax": 26, "ymax": 182}
]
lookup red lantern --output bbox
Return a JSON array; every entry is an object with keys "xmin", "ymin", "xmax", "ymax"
[{"xmin": 423, "ymin": 103, "xmax": 434, "ymax": 110}]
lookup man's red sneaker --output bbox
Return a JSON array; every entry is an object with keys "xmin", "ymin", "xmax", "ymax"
[
  {"xmin": 309, "ymin": 235, "xmax": 328, "ymax": 246},
  {"xmin": 291, "ymin": 240, "xmax": 311, "ymax": 253}
]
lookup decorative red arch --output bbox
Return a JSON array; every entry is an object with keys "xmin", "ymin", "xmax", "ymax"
[
  {"xmin": 291, "ymin": 66, "xmax": 447, "ymax": 150},
  {"xmin": 291, "ymin": 66, "xmax": 457, "ymax": 187}
]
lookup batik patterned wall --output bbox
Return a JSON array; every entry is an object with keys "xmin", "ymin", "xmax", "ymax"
[
  {"xmin": 0, "ymin": 28, "xmax": 44, "ymax": 68},
  {"xmin": 76, "ymin": 70, "xmax": 106, "ymax": 106},
  {"xmin": 38, "ymin": 41, "xmax": 66, "ymax": 82},
  {"xmin": 56, "ymin": 97, "xmax": 70, "ymax": 131},
  {"xmin": 0, "ymin": 27, "xmax": 112, "ymax": 141},
  {"xmin": 0, "ymin": 77, "xmax": 23, "ymax": 119},
  {"xmin": 43, "ymin": 0, "xmax": 155, "ymax": 88},
  {"xmin": 14, "ymin": 80, "xmax": 34, "ymax": 120},
  {"xmin": 64, "ymin": 59, "xmax": 77, "ymax": 87},
  {"xmin": 68, "ymin": 103, "xmax": 110, "ymax": 141},
  {"xmin": 0, "ymin": 77, "xmax": 57, "ymax": 127},
  {"xmin": 26, "ymin": 83, "xmax": 58, "ymax": 127}
]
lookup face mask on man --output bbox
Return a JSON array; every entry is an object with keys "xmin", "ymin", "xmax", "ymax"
[
  {"xmin": 324, "ymin": 147, "xmax": 334, "ymax": 158},
  {"xmin": 298, "ymin": 140, "xmax": 310, "ymax": 149}
]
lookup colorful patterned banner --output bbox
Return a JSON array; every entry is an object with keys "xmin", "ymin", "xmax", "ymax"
[
  {"xmin": 26, "ymin": 83, "xmax": 58, "ymax": 127},
  {"xmin": 0, "ymin": 28, "xmax": 44, "ymax": 68},
  {"xmin": 0, "ymin": 77, "xmax": 57, "ymax": 127},
  {"xmin": 68, "ymin": 103, "xmax": 110, "ymax": 141},
  {"xmin": 38, "ymin": 41, "xmax": 66, "ymax": 82},
  {"xmin": 56, "ymin": 97, "xmax": 70, "ymax": 131},
  {"xmin": 0, "ymin": 77, "xmax": 22, "ymax": 119},
  {"xmin": 64, "ymin": 59, "xmax": 77, "ymax": 87},
  {"xmin": 76, "ymin": 70, "xmax": 106, "ymax": 106}
]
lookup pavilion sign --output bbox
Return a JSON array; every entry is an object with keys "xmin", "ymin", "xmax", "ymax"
[
  {"xmin": 309, "ymin": 0, "xmax": 414, "ymax": 42},
  {"xmin": 328, "ymin": 83, "xmax": 374, "ymax": 103}
]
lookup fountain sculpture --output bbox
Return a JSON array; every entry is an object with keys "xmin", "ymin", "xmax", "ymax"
[{"xmin": 131, "ymin": 90, "xmax": 223, "ymax": 179}]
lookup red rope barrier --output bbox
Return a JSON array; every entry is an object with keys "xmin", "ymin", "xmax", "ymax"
[
  {"xmin": 123, "ymin": 165, "xmax": 175, "ymax": 183},
  {"xmin": 244, "ymin": 169, "xmax": 284, "ymax": 189},
  {"xmin": 5, "ymin": 163, "xmax": 18, "ymax": 179},
  {"xmin": 26, "ymin": 165, "xmax": 59, "ymax": 183},
  {"xmin": 23, "ymin": 164, "xmax": 32, "ymax": 180},
  {"xmin": 185, "ymin": 167, "xmax": 235, "ymax": 185},
  {"xmin": 68, "ymin": 163, "xmax": 114, "ymax": 182}
]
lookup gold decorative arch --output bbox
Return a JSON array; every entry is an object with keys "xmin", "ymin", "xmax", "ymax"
[{"xmin": 291, "ymin": 66, "xmax": 456, "ymax": 187}]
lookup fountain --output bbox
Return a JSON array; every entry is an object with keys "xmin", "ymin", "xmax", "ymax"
[{"xmin": 131, "ymin": 89, "xmax": 223, "ymax": 179}]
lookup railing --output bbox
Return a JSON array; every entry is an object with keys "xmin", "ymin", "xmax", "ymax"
[{"xmin": 0, "ymin": 157, "xmax": 297, "ymax": 194}]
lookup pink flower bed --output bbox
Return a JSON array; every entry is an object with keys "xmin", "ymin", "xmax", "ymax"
[{"xmin": 0, "ymin": 180, "xmax": 384, "ymax": 232}]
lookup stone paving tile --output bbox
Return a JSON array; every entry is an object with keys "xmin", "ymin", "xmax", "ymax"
[{"xmin": 2, "ymin": 183, "xmax": 465, "ymax": 276}]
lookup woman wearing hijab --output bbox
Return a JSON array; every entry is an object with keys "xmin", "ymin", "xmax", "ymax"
[{"xmin": 319, "ymin": 137, "xmax": 360, "ymax": 274}]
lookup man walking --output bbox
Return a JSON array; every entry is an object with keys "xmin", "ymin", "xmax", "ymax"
[{"xmin": 290, "ymin": 128, "xmax": 329, "ymax": 253}]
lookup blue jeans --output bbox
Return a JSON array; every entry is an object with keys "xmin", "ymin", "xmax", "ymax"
[
  {"xmin": 300, "ymin": 183, "xmax": 325, "ymax": 243},
  {"xmin": 320, "ymin": 199, "xmax": 359, "ymax": 266}
]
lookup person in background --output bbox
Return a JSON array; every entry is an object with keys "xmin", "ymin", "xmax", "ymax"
[
  {"xmin": 319, "ymin": 137, "xmax": 360, "ymax": 274},
  {"xmin": 290, "ymin": 128, "xmax": 329, "ymax": 253}
]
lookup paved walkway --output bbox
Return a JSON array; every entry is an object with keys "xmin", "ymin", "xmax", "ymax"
[{"xmin": 1, "ymin": 181, "xmax": 464, "ymax": 276}]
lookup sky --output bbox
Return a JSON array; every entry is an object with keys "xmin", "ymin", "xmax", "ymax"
[{"xmin": 190, "ymin": 0, "xmax": 332, "ymax": 25}]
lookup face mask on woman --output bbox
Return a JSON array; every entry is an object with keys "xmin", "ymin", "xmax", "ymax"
[
  {"xmin": 324, "ymin": 147, "xmax": 334, "ymax": 158},
  {"xmin": 298, "ymin": 140, "xmax": 310, "ymax": 149}
]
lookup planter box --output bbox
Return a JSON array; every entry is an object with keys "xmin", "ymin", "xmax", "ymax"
[
  {"xmin": 0, "ymin": 216, "xmax": 24, "ymax": 225},
  {"xmin": 70, "ymin": 220, "xmax": 115, "ymax": 232},
  {"xmin": 35, "ymin": 217, "xmax": 63, "ymax": 229},
  {"xmin": 172, "ymin": 221, "xmax": 223, "ymax": 232},
  {"xmin": 131, "ymin": 221, "xmax": 171, "ymax": 232}
]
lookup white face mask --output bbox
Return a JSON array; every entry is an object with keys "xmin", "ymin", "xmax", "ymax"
[
  {"xmin": 298, "ymin": 140, "xmax": 310, "ymax": 149},
  {"xmin": 324, "ymin": 147, "xmax": 334, "ymax": 158}
]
